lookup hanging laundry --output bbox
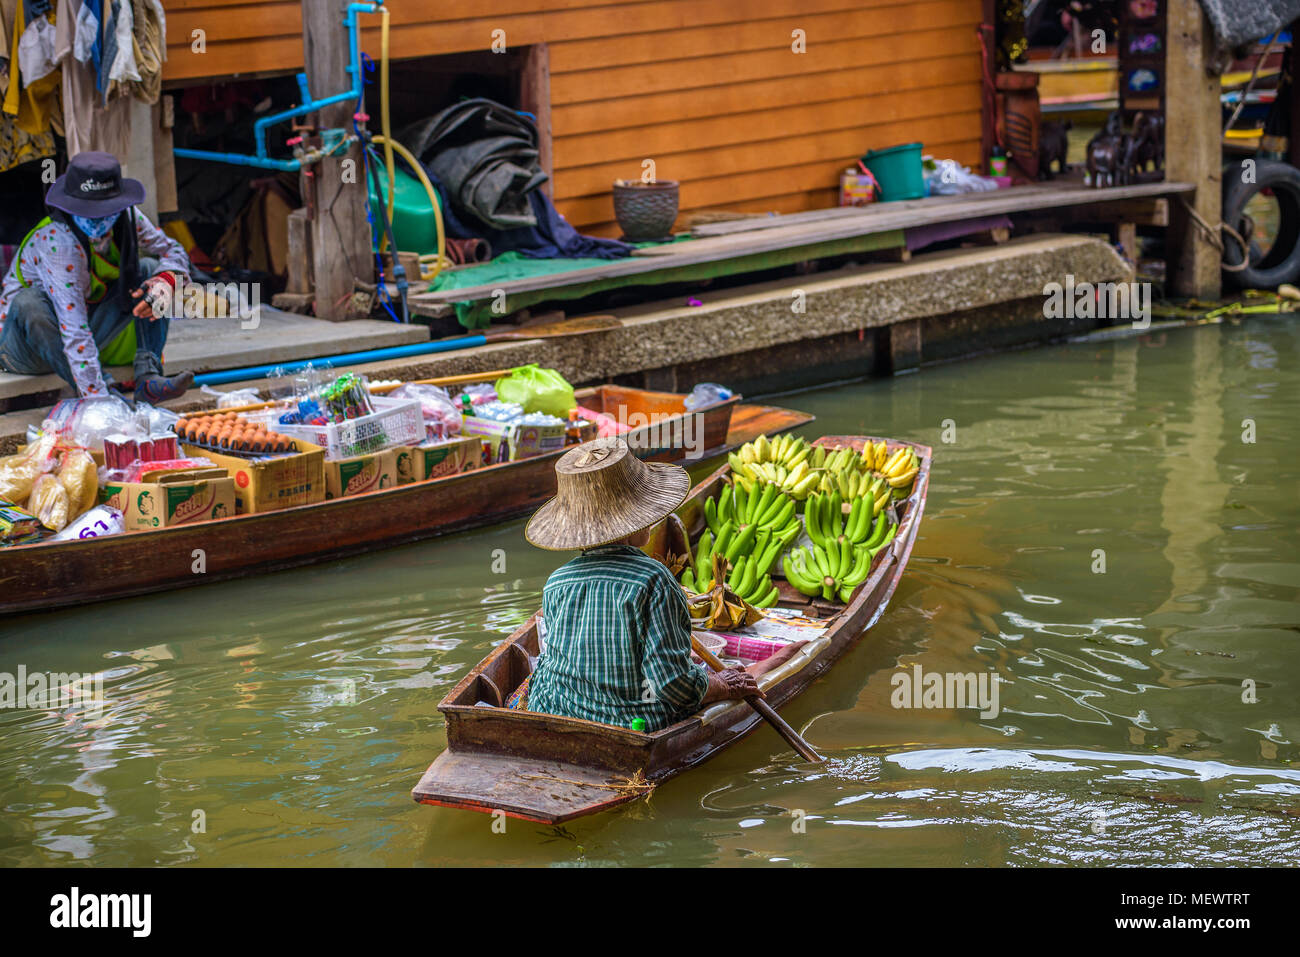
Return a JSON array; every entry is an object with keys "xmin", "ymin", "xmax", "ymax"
[
  {"xmin": 97, "ymin": 0, "xmax": 116, "ymax": 101},
  {"xmin": 71, "ymin": 0, "xmax": 96, "ymax": 77},
  {"xmin": 104, "ymin": 0, "xmax": 140, "ymax": 104},
  {"xmin": 0, "ymin": 0, "xmax": 55, "ymax": 172},
  {"xmin": 16, "ymin": 6, "xmax": 55, "ymax": 85},
  {"xmin": 125, "ymin": 0, "xmax": 163, "ymax": 104},
  {"xmin": 69, "ymin": 0, "xmax": 93, "ymax": 63},
  {"xmin": 55, "ymin": 0, "xmax": 128, "ymax": 155},
  {"xmin": 0, "ymin": 0, "xmax": 14, "ymax": 98}
]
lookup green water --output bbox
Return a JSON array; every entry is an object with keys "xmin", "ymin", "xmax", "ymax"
[{"xmin": 2, "ymin": 318, "xmax": 1298, "ymax": 867}]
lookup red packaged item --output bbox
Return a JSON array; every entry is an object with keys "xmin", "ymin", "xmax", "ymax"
[
  {"xmin": 148, "ymin": 434, "xmax": 178, "ymax": 461},
  {"xmin": 123, "ymin": 458, "xmax": 217, "ymax": 482},
  {"xmin": 104, "ymin": 434, "xmax": 138, "ymax": 470}
]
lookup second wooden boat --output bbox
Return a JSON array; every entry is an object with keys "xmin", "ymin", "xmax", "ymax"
[{"xmin": 0, "ymin": 386, "xmax": 811, "ymax": 617}]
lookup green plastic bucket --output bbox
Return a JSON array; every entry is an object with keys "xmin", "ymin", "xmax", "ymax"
[
  {"xmin": 861, "ymin": 142, "xmax": 925, "ymax": 202},
  {"xmin": 367, "ymin": 165, "xmax": 441, "ymax": 254}
]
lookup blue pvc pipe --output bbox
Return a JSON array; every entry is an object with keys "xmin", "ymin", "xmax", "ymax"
[
  {"xmin": 173, "ymin": 148, "xmax": 302, "ymax": 171},
  {"xmin": 193, "ymin": 335, "xmax": 490, "ymax": 387},
  {"xmin": 176, "ymin": 1, "xmax": 383, "ymax": 170}
]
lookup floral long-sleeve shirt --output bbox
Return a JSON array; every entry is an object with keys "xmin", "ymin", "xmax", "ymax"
[{"xmin": 0, "ymin": 209, "xmax": 189, "ymax": 396}]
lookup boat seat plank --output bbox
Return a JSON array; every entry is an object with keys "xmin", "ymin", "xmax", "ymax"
[
  {"xmin": 477, "ymin": 674, "xmax": 504, "ymax": 709},
  {"xmin": 412, "ymin": 751, "xmax": 649, "ymax": 824}
]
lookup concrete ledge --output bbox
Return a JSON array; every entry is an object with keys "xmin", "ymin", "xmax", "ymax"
[{"xmin": 319, "ymin": 233, "xmax": 1128, "ymax": 388}]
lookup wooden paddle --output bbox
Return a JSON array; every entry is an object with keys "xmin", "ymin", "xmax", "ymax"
[
  {"xmin": 481, "ymin": 313, "xmax": 623, "ymax": 340},
  {"xmin": 691, "ymin": 633, "xmax": 824, "ymax": 763}
]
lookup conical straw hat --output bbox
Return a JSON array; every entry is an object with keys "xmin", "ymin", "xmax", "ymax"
[{"xmin": 525, "ymin": 437, "xmax": 690, "ymax": 550}]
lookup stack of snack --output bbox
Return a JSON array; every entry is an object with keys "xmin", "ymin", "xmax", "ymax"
[
  {"xmin": 319, "ymin": 373, "xmax": 373, "ymax": 423},
  {"xmin": 0, "ymin": 499, "xmax": 42, "ymax": 544},
  {"xmin": 174, "ymin": 413, "xmax": 298, "ymax": 455}
]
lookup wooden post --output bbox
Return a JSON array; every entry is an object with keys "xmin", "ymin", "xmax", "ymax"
[
  {"xmin": 520, "ymin": 43, "xmax": 553, "ymax": 196},
  {"xmin": 153, "ymin": 96, "xmax": 178, "ymax": 216},
  {"xmin": 302, "ymin": 0, "xmax": 373, "ymax": 320},
  {"xmin": 887, "ymin": 319, "xmax": 922, "ymax": 373},
  {"xmin": 1164, "ymin": 0, "xmax": 1221, "ymax": 299},
  {"xmin": 286, "ymin": 208, "xmax": 313, "ymax": 294}
]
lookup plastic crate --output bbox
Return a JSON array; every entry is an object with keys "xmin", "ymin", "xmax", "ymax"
[{"xmin": 278, "ymin": 396, "xmax": 423, "ymax": 459}]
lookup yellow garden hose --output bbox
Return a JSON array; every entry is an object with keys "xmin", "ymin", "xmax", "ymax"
[
  {"xmin": 379, "ymin": 4, "xmax": 394, "ymax": 241},
  {"xmin": 370, "ymin": 5, "xmax": 448, "ymax": 284},
  {"xmin": 371, "ymin": 135, "xmax": 449, "ymax": 282}
]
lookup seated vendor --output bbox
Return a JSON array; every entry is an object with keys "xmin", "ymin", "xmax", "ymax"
[
  {"xmin": 0, "ymin": 151, "xmax": 194, "ymax": 405},
  {"xmin": 523, "ymin": 437, "xmax": 805, "ymax": 732}
]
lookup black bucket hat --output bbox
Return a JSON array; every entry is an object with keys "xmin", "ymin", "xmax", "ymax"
[{"xmin": 45, "ymin": 151, "xmax": 145, "ymax": 217}]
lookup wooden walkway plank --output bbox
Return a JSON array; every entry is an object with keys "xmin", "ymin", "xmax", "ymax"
[{"xmin": 411, "ymin": 181, "xmax": 1194, "ymax": 305}]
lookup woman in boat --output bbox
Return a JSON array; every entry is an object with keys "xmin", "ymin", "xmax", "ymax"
[{"xmin": 522, "ymin": 437, "xmax": 804, "ymax": 731}]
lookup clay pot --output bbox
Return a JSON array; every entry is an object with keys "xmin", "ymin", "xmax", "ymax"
[{"xmin": 612, "ymin": 179, "xmax": 680, "ymax": 242}]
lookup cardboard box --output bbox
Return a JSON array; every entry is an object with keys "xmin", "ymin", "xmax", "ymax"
[
  {"xmin": 460, "ymin": 416, "xmax": 566, "ymax": 463},
  {"xmin": 394, "ymin": 436, "xmax": 482, "ymax": 485},
  {"xmin": 103, "ymin": 467, "xmax": 236, "ymax": 531},
  {"xmin": 182, "ymin": 441, "xmax": 326, "ymax": 514},
  {"xmin": 325, "ymin": 449, "xmax": 397, "ymax": 499}
]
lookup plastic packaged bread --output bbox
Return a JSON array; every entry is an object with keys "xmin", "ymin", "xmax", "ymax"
[
  {"xmin": 0, "ymin": 432, "xmax": 58, "ymax": 505},
  {"xmin": 28, "ymin": 473, "xmax": 71, "ymax": 532},
  {"xmin": 57, "ymin": 448, "xmax": 99, "ymax": 517}
]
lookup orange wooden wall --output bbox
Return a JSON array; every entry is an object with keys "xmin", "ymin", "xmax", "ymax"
[{"xmin": 164, "ymin": 0, "xmax": 985, "ymax": 235}]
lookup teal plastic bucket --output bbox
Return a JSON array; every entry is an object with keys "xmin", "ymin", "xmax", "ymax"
[{"xmin": 861, "ymin": 142, "xmax": 925, "ymax": 202}]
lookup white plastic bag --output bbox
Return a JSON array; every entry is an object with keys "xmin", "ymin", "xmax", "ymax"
[
  {"xmin": 924, "ymin": 158, "xmax": 999, "ymax": 196},
  {"xmin": 50, "ymin": 505, "xmax": 126, "ymax": 542},
  {"xmin": 200, "ymin": 384, "xmax": 262, "ymax": 409}
]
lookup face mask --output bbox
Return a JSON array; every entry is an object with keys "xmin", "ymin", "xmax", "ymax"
[{"xmin": 72, "ymin": 213, "xmax": 119, "ymax": 240}]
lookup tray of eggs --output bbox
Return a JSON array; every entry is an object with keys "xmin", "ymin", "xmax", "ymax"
[{"xmin": 174, "ymin": 413, "xmax": 299, "ymax": 456}]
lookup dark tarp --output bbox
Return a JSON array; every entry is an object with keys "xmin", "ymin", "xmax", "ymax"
[
  {"xmin": 398, "ymin": 98, "xmax": 631, "ymax": 261},
  {"xmin": 1198, "ymin": 0, "xmax": 1300, "ymax": 55},
  {"xmin": 400, "ymin": 98, "xmax": 549, "ymax": 231},
  {"xmin": 409, "ymin": 161, "xmax": 631, "ymax": 261}
]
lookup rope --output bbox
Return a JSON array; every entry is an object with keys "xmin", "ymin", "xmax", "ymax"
[
  {"xmin": 1176, "ymin": 196, "xmax": 1251, "ymax": 273},
  {"xmin": 519, "ymin": 769, "xmax": 652, "ymax": 794},
  {"xmin": 1222, "ymin": 33, "xmax": 1278, "ymax": 136}
]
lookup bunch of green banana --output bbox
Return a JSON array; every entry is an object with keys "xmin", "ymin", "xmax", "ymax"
[
  {"xmin": 689, "ymin": 485, "xmax": 799, "ymax": 602},
  {"xmin": 783, "ymin": 491, "xmax": 898, "ymax": 602},
  {"xmin": 728, "ymin": 433, "xmax": 821, "ymax": 500},
  {"xmin": 813, "ymin": 444, "xmax": 867, "ymax": 497},
  {"xmin": 706, "ymin": 481, "xmax": 799, "ymax": 538}
]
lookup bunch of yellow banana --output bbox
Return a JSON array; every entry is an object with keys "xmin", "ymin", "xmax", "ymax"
[
  {"xmin": 860, "ymin": 440, "xmax": 889, "ymax": 471},
  {"xmin": 875, "ymin": 446, "xmax": 920, "ymax": 496},
  {"xmin": 728, "ymin": 434, "xmax": 821, "ymax": 500}
]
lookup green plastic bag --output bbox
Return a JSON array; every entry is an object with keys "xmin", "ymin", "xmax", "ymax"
[{"xmin": 496, "ymin": 364, "xmax": 576, "ymax": 418}]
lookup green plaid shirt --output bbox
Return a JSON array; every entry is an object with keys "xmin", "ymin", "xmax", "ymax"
[{"xmin": 527, "ymin": 544, "xmax": 708, "ymax": 731}]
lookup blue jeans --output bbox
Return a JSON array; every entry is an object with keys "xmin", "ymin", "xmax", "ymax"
[{"xmin": 0, "ymin": 259, "xmax": 169, "ymax": 387}]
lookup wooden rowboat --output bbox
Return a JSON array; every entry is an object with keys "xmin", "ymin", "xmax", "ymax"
[
  {"xmin": 412, "ymin": 433, "xmax": 930, "ymax": 824},
  {"xmin": 0, "ymin": 386, "xmax": 811, "ymax": 617}
]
